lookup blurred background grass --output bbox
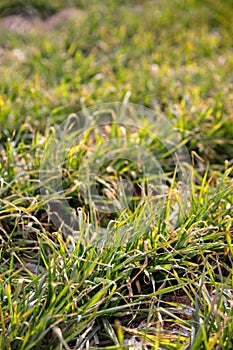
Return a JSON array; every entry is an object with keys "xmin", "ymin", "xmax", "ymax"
[{"xmin": 0, "ymin": 0, "xmax": 232, "ymax": 165}]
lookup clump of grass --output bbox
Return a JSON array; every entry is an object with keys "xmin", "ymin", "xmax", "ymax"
[{"xmin": 1, "ymin": 116, "xmax": 232, "ymax": 348}]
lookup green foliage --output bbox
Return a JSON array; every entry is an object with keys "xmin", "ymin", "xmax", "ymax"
[{"xmin": 0, "ymin": 0, "xmax": 233, "ymax": 348}]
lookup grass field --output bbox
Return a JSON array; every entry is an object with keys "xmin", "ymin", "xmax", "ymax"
[{"xmin": 0, "ymin": 0, "xmax": 233, "ymax": 349}]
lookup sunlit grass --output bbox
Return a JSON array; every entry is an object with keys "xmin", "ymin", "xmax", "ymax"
[{"xmin": 0, "ymin": 0, "xmax": 233, "ymax": 348}]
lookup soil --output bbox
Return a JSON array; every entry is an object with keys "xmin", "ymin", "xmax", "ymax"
[{"xmin": 0, "ymin": 8, "xmax": 84, "ymax": 33}]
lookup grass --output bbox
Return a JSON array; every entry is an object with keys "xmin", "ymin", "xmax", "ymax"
[{"xmin": 0, "ymin": 0, "xmax": 233, "ymax": 348}]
